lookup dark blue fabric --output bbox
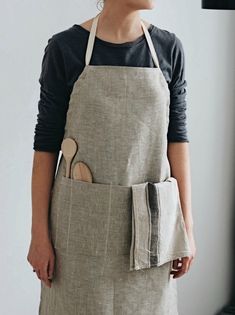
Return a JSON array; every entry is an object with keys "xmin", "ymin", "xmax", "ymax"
[{"xmin": 33, "ymin": 22, "xmax": 189, "ymax": 152}]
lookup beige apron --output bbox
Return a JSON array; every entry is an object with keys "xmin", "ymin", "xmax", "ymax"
[{"xmin": 39, "ymin": 12, "xmax": 191, "ymax": 315}]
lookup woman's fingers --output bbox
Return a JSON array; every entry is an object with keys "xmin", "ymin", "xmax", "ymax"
[
  {"xmin": 170, "ymin": 257, "xmax": 190, "ymax": 278},
  {"xmin": 27, "ymin": 237, "xmax": 55, "ymax": 288},
  {"xmin": 48, "ymin": 255, "xmax": 55, "ymax": 281},
  {"xmin": 35, "ymin": 267, "xmax": 41, "ymax": 280},
  {"xmin": 41, "ymin": 261, "xmax": 52, "ymax": 288},
  {"xmin": 172, "ymin": 258, "xmax": 182, "ymax": 270},
  {"xmin": 32, "ymin": 258, "xmax": 54, "ymax": 288},
  {"xmin": 40, "ymin": 250, "xmax": 55, "ymax": 287}
]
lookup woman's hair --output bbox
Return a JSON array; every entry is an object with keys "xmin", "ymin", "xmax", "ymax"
[{"xmin": 96, "ymin": 0, "xmax": 105, "ymax": 11}]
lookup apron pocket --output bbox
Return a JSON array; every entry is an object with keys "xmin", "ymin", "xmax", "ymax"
[{"xmin": 50, "ymin": 176, "xmax": 132, "ymax": 257}]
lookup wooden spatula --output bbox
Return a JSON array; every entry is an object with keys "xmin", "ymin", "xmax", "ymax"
[
  {"xmin": 61, "ymin": 138, "xmax": 78, "ymax": 178},
  {"xmin": 72, "ymin": 161, "xmax": 93, "ymax": 183}
]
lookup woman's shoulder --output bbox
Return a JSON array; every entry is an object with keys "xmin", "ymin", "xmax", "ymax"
[
  {"xmin": 150, "ymin": 24, "xmax": 186, "ymax": 83},
  {"xmin": 45, "ymin": 23, "xmax": 88, "ymax": 49},
  {"xmin": 40, "ymin": 24, "xmax": 89, "ymax": 76},
  {"xmin": 151, "ymin": 23, "xmax": 184, "ymax": 54}
]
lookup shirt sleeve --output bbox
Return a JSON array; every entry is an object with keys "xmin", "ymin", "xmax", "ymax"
[
  {"xmin": 167, "ymin": 34, "xmax": 189, "ymax": 143},
  {"xmin": 33, "ymin": 36, "xmax": 71, "ymax": 152}
]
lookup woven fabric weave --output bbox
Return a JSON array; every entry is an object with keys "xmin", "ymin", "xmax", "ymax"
[{"xmin": 39, "ymin": 12, "xmax": 191, "ymax": 315}]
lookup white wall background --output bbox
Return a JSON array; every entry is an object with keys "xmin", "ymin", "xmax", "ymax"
[{"xmin": 1, "ymin": 0, "xmax": 235, "ymax": 314}]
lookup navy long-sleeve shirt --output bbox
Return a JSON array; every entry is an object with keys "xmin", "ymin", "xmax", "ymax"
[{"xmin": 33, "ymin": 22, "xmax": 189, "ymax": 152}]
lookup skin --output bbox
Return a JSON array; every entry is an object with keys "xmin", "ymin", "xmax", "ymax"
[{"xmin": 27, "ymin": 0, "xmax": 196, "ymax": 288}]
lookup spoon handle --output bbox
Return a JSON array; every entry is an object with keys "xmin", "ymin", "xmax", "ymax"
[{"xmin": 65, "ymin": 158, "xmax": 72, "ymax": 178}]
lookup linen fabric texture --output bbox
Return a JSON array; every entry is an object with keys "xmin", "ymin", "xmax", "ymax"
[{"xmin": 39, "ymin": 12, "xmax": 191, "ymax": 315}]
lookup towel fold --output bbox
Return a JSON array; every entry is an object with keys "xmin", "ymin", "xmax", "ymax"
[{"xmin": 129, "ymin": 177, "xmax": 192, "ymax": 271}]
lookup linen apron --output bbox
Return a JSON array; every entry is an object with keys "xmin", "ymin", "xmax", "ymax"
[{"xmin": 39, "ymin": 12, "xmax": 191, "ymax": 315}]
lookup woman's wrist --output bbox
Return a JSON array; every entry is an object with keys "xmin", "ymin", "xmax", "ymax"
[
  {"xmin": 185, "ymin": 220, "xmax": 194, "ymax": 232},
  {"xmin": 31, "ymin": 222, "xmax": 50, "ymax": 241}
]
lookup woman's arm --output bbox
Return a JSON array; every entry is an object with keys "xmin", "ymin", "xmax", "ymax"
[
  {"xmin": 31, "ymin": 151, "xmax": 59, "ymax": 239},
  {"xmin": 27, "ymin": 151, "xmax": 59, "ymax": 288},
  {"xmin": 167, "ymin": 33, "xmax": 194, "ymax": 230},
  {"xmin": 167, "ymin": 142, "xmax": 196, "ymax": 279},
  {"xmin": 167, "ymin": 142, "xmax": 193, "ymax": 231},
  {"xmin": 28, "ymin": 35, "xmax": 70, "ymax": 287}
]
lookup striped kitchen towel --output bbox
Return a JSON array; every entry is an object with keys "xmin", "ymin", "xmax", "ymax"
[{"xmin": 129, "ymin": 177, "xmax": 192, "ymax": 271}]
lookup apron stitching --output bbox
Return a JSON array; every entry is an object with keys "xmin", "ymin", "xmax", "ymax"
[
  {"xmin": 65, "ymin": 178, "xmax": 73, "ymax": 256},
  {"xmin": 102, "ymin": 183, "xmax": 112, "ymax": 274},
  {"xmin": 139, "ymin": 185, "xmax": 151, "ymax": 273},
  {"xmin": 156, "ymin": 186, "xmax": 161, "ymax": 265},
  {"xmin": 130, "ymin": 190, "xmax": 135, "ymax": 271},
  {"xmin": 133, "ymin": 187, "xmax": 140, "ymax": 270},
  {"xmin": 145, "ymin": 184, "xmax": 152, "ymax": 267},
  {"xmin": 54, "ymin": 184, "xmax": 62, "ymax": 249}
]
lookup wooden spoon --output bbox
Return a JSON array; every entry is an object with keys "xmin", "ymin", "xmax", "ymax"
[
  {"xmin": 61, "ymin": 138, "xmax": 78, "ymax": 178},
  {"xmin": 72, "ymin": 161, "xmax": 93, "ymax": 182}
]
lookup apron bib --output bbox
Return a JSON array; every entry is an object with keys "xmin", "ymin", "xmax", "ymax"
[{"xmin": 39, "ymin": 12, "xmax": 191, "ymax": 315}]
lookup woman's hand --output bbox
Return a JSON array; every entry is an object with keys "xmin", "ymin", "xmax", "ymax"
[
  {"xmin": 170, "ymin": 226, "xmax": 196, "ymax": 279},
  {"xmin": 27, "ymin": 236, "xmax": 55, "ymax": 288}
]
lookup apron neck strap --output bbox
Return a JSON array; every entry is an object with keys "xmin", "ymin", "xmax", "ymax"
[{"xmin": 85, "ymin": 12, "xmax": 160, "ymax": 68}]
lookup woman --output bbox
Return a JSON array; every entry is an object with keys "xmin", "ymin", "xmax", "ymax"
[{"xmin": 27, "ymin": 0, "xmax": 196, "ymax": 314}]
